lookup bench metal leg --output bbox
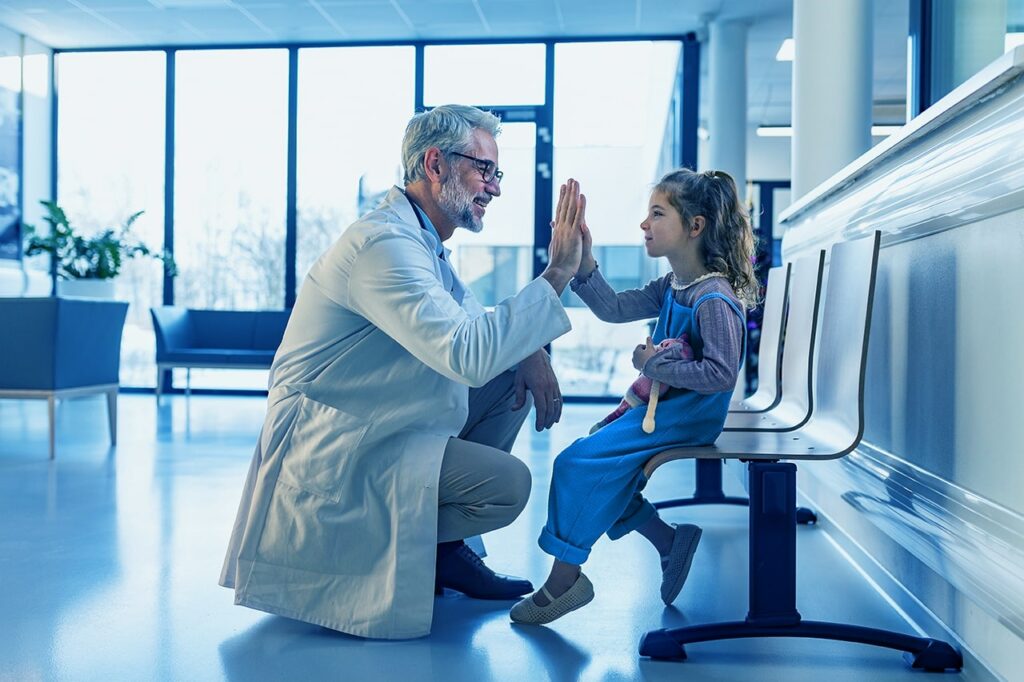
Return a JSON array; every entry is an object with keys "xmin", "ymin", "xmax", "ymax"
[
  {"xmin": 638, "ymin": 462, "xmax": 962, "ymax": 672},
  {"xmin": 652, "ymin": 459, "xmax": 817, "ymax": 524},
  {"xmin": 653, "ymin": 459, "xmax": 749, "ymax": 510},
  {"xmin": 106, "ymin": 388, "xmax": 117, "ymax": 446},
  {"xmin": 47, "ymin": 395, "xmax": 56, "ymax": 460}
]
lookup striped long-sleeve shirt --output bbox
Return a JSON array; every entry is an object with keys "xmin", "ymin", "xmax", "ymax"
[{"xmin": 570, "ymin": 268, "xmax": 745, "ymax": 394}]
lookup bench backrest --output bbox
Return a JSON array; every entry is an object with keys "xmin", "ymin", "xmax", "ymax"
[
  {"xmin": 807, "ymin": 231, "xmax": 881, "ymax": 443},
  {"xmin": 252, "ymin": 312, "xmax": 290, "ymax": 350},
  {"xmin": 738, "ymin": 264, "xmax": 790, "ymax": 409},
  {"xmin": 775, "ymin": 250, "xmax": 826, "ymax": 420},
  {"xmin": 151, "ymin": 307, "xmax": 290, "ymax": 353},
  {"xmin": 150, "ymin": 306, "xmax": 192, "ymax": 355},
  {"xmin": 189, "ymin": 310, "xmax": 262, "ymax": 349}
]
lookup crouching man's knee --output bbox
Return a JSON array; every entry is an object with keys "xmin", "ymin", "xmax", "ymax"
[{"xmin": 505, "ymin": 456, "xmax": 532, "ymax": 520}]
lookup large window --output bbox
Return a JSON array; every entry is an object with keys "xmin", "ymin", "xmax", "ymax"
[
  {"xmin": 0, "ymin": 28, "xmax": 20, "ymax": 263},
  {"xmin": 296, "ymin": 46, "xmax": 413, "ymax": 292},
  {"xmin": 551, "ymin": 41, "xmax": 681, "ymax": 395},
  {"xmin": 424, "ymin": 44, "xmax": 545, "ymax": 307},
  {"xmin": 424, "ymin": 44, "xmax": 546, "ymax": 106},
  {"xmin": 22, "ymin": 38, "xmax": 52, "ymax": 232},
  {"xmin": 173, "ymin": 49, "xmax": 288, "ymax": 390},
  {"xmin": 51, "ymin": 38, "xmax": 688, "ymax": 398},
  {"xmin": 915, "ymin": 0, "xmax": 1024, "ymax": 112},
  {"xmin": 174, "ymin": 49, "xmax": 288, "ymax": 312},
  {"xmin": 56, "ymin": 51, "xmax": 166, "ymax": 388}
]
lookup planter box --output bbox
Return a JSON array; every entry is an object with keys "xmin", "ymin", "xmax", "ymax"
[{"xmin": 57, "ymin": 278, "xmax": 117, "ymax": 299}]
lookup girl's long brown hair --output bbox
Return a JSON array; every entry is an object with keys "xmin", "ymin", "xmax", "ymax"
[{"xmin": 654, "ymin": 168, "xmax": 760, "ymax": 308}]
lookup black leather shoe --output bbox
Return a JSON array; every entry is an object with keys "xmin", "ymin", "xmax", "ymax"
[{"xmin": 435, "ymin": 542, "xmax": 533, "ymax": 600}]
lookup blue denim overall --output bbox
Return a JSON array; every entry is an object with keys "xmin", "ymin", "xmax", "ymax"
[{"xmin": 539, "ymin": 287, "xmax": 745, "ymax": 565}]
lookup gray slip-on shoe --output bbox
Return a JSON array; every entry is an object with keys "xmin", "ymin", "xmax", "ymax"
[
  {"xmin": 510, "ymin": 572, "xmax": 595, "ymax": 625},
  {"xmin": 661, "ymin": 523, "xmax": 702, "ymax": 605}
]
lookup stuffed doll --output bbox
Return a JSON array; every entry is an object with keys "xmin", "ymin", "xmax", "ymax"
[{"xmin": 590, "ymin": 334, "xmax": 695, "ymax": 435}]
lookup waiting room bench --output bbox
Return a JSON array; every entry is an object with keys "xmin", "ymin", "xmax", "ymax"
[
  {"xmin": 150, "ymin": 307, "xmax": 290, "ymax": 396},
  {"xmin": 638, "ymin": 232, "xmax": 963, "ymax": 671}
]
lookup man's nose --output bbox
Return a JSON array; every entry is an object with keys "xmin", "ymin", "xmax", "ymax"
[{"xmin": 486, "ymin": 178, "xmax": 501, "ymax": 197}]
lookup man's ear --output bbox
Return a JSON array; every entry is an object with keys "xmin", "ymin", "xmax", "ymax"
[
  {"xmin": 690, "ymin": 215, "xmax": 707, "ymax": 238},
  {"xmin": 423, "ymin": 147, "xmax": 445, "ymax": 183}
]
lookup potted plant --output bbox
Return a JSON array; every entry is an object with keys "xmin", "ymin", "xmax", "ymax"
[{"xmin": 24, "ymin": 200, "xmax": 176, "ymax": 298}]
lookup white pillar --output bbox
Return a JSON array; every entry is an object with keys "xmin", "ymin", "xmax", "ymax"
[
  {"xmin": 707, "ymin": 20, "xmax": 748, "ymax": 198},
  {"xmin": 791, "ymin": 0, "xmax": 873, "ymax": 200}
]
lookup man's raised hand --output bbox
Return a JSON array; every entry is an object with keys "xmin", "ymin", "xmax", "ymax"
[{"xmin": 541, "ymin": 179, "xmax": 586, "ymax": 295}]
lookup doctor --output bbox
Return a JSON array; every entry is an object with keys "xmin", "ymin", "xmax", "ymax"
[{"xmin": 220, "ymin": 105, "xmax": 586, "ymax": 639}]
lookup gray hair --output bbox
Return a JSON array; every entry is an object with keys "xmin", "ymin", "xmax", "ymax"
[{"xmin": 402, "ymin": 105, "xmax": 502, "ymax": 184}]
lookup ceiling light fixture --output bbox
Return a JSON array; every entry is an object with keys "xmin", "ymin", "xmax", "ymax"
[
  {"xmin": 870, "ymin": 125, "xmax": 901, "ymax": 136},
  {"xmin": 756, "ymin": 126, "xmax": 792, "ymax": 137},
  {"xmin": 776, "ymin": 38, "xmax": 794, "ymax": 62},
  {"xmin": 755, "ymin": 125, "xmax": 904, "ymax": 137}
]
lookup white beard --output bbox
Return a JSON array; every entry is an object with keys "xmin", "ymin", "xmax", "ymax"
[{"xmin": 439, "ymin": 174, "xmax": 484, "ymax": 233}]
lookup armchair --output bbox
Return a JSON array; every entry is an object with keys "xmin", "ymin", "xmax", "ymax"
[{"xmin": 0, "ymin": 297, "xmax": 129, "ymax": 458}]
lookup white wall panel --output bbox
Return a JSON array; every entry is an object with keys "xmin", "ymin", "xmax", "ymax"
[{"xmin": 779, "ymin": 46, "xmax": 1024, "ymax": 682}]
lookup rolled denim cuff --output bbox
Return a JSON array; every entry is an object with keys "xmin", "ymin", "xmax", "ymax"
[{"xmin": 538, "ymin": 527, "xmax": 592, "ymax": 566}]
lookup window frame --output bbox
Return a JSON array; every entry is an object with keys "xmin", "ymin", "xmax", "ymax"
[{"xmin": 52, "ymin": 34, "xmax": 697, "ymax": 398}]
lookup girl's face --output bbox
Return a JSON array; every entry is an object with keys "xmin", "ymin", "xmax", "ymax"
[{"xmin": 641, "ymin": 190, "xmax": 689, "ymax": 258}]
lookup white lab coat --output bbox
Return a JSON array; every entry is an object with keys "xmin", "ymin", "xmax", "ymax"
[{"xmin": 219, "ymin": 186, "xmax": 571, "ymax": 639}]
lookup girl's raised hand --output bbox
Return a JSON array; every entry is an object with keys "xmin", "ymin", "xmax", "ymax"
[{"xmin": 577, "ymin": 217, "xmax": 596, "ymax": 279}]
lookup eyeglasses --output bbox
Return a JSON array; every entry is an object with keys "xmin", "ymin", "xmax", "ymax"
[{"xmin": 448, "ymin": 151, "xmax": 504, "ymax": 185}]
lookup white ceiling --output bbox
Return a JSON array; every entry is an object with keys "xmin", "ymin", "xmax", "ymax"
[
  {"xmin": 0, "ymin": 0, "xmax": 795, "ymax": 48},
  {"xmin": 0, "ymin": 0, "xmax": 911, "ymax": 126}
]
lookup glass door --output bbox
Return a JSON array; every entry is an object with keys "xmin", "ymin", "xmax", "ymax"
[{"xmin": 421, "ymin": 44, "xmax": 547, "ymax": 309}]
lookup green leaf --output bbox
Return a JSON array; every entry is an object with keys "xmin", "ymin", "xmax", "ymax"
[{"xmin": 22, "ymin": 201, "xmax": 175, "ymax": 280}]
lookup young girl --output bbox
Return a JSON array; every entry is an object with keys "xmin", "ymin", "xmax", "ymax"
[{"xmin": 511, "ymin": 168, "xmax": 759, "ymax": 625}]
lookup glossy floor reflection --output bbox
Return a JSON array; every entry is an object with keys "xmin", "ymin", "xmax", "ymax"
[{"xmin": 0, "ymin": 395, "xmax": 961, "ymax": 681}]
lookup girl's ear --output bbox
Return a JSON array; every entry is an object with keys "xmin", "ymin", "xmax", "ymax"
[{"xmin": 690, "ymin": 215, "xmax": 707, "ymax": 238}]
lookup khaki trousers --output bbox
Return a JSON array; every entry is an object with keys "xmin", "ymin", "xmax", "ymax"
[{"xmin": 436, "ymin": 369, "xmax": 533, "ymax": 543}]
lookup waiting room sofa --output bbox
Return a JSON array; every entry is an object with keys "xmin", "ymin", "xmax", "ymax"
[{"xmin": 150, "ymin": 307, "xmax": 290, "ymax": 396}]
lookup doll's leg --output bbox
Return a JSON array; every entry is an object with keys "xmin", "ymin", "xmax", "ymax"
[{"xmin": 591, "ymin": 399, "xmax": 631, "ymax": 433}]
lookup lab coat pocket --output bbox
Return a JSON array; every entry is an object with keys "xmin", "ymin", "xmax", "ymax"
[{"xmin": 278, "ymin": 394, "xmax": 370, "ymax": 503}]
